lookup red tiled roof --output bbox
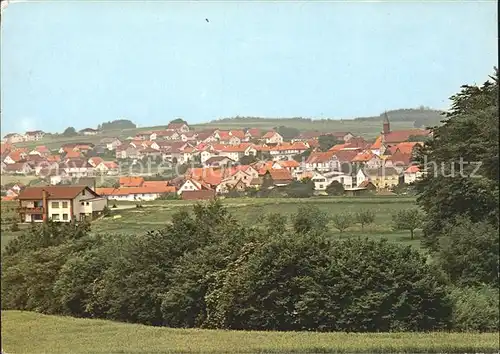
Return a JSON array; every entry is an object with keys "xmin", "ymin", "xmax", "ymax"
[
  {"xmin": 370, "ymin": 136, "xmax": 383, "ymax": 149},
  {"xmin": 277, "ymin": 160, "xmax": 300, "ymax": 168},
  {"xmin": 383, "ymin": 129, "xmax": 431, "ymax": 144},
  {"xmin": 270, "ymin": 142, "xmax": 308, "ymax": 152},
  {"xmin": 333, "ymin": 150, "xmax": 359, "ymax": 163},
  {"xmin": 89, "ymin": 157, "xmax": 104, "ymax": 166},
  {"xmin": 35, "ymin": 145, "xmax": 50, "ymax": 153},
  {"xmin": 262, "ymin": 131, "xmax": 277, "ymax": 139},
  {"xmin": 329, "ymin": 143, "xmax": 350, "ymax": 152},
  {"xmin": 352, "ymin": 151, "xmax": 379, "ymax": 162},
  {"xmin": 119, "ymin": 176, "xmax": 144, "ymax": 187},
  {"xmin": 268, "ymin": 168, "xmax": 293, "ymax": 181},
  {"xmin": 386, "ymin": 151, "xmax": 412, "ymax": 166},
  {"xmin": 18, "ymin": 186, "xmax": 98, "ymax": 200},
  {"xmin": 6, "ymin": 150, "xmax": 26, "ymax": 162},
  {"xmin": 1, "ymin": 143, "xmax": 12, "ymax": 154},
  {"xmin": 142, "ymin": 181, "xmax": 170, "ymax": 188},
  {"xmin": 96, "ymin": 186, "xmax": 176, "ymax": 196},
  {"xmin": 229, "ymin": 130, "xmax": 245, "ymax": 139},
  {"xmin": 306, "ymin": 151, "xmax": 336, "ymax": 164},
  {"xmin": 306, "ymin": 139, "xmax": 319, "ymax": 148},
  {"xmin": 217, "ymin": 131, "xmax": 231, "ymax": 140},
  {"xmin": 390, "ymin": 142, "xmax": 421, "ymax": 155},
  {"xmin": 405, "ymin": 165, "xmax": 420, "ymax": 174},
  {"xmin": 65, "ymin": 150, "xmax": 82, "ymax": 159},
  {"xmin": 245, "ymin": 128, "xmax": 261, "ymax": 138}
]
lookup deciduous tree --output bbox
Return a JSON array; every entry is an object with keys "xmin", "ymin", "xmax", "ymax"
[{"xmin": 392, "ymin": 208, "xmax": 424, "ymax": 240}]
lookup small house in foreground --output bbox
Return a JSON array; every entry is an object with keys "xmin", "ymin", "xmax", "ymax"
[{"xmin": 17, "ymin": 186, "xmax": 107, "ymax": 223}]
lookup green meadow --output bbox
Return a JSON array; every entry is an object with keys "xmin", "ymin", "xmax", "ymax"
[{"xmin": 2, "ymin": 311, "xmax": 498, "ymax": 354}]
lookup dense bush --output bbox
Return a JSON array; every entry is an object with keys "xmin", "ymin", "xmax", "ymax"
[
  {"xmin": 1, "ymin": 202, "xmax": 495, "ymax": 332},
  {"xmin": 437, "ymin": 218, "xmax": 499, "ymax": 287},
  {"xmin": 448, "ymin": 285, "xmax": 499, "ymax": 332},
  {"xmin": 204, "ymin": 236, "xmax": 451, "ymax": 331}
]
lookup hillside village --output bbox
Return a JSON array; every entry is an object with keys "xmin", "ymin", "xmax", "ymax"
[{"xmin": 1, "ymin": 114, "xmax": 430, "ymax": 207}]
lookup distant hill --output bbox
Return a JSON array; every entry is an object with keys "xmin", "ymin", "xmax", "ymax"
[
  {"xmin": 354, "ymin": 108, "xmax": 445, "ymax": 128},
  {"xmin": 209, "ymin": 108, "xmax": 445, "ymax": 130}
]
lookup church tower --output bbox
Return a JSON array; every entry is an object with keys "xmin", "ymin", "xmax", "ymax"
[{"xmin": 382, "ymin": 112, "xmax": 390, "ymax": 135}]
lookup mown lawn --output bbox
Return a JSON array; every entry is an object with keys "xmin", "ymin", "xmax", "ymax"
[
  {"xmin": 2, "ymin": 311, "xmax": 498, "ymax": 353},
  {"xmin": 96, "ymin": 197, "xmax": 423, "ymax": 249}
]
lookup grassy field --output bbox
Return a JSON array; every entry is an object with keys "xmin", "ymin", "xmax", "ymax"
[
  {"xmin": 2, "ymin": 311, "xmax": 498, "ymax": 353},
  {"xmin": 96, "ymin": 197, "xmax": 422, "ymax": 248},
  {"xmin": 0, "ymin": 197, "xmax": 422, "ymax": 250},
  {"xmin": 0, "ymin": 174, "xmax": 39, "ymax": 186}
]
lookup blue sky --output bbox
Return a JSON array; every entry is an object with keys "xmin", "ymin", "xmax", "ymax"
[{"xmin": 1, "ymin": 0, "xmax": 497, "ymax": 134}]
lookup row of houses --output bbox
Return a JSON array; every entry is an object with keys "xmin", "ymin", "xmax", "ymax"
[{"xmin": 3, "ymin": 130, "xmax": 45, "ymax": 143}]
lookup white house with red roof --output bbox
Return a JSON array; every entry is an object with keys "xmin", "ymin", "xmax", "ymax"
[
  {"xmin": 262, "ymin": 131, "xmax": 283, "ymax": 144},
  {"xmin": 269, "ymin": 142, "xmax": 308, "ymax": 161},
  {"xmin": 404, "ymin": 165, "xmax": 423, "ymax": 184}
]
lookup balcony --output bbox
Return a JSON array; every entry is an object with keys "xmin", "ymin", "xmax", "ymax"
[{"xmin": 18, "ymin": 207, "xmax": 44, "ymax": 214}]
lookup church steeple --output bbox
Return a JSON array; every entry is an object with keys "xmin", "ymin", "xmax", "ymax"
[{"xmin": 382, "ymin": 111, "xmax": 390, "ymax": 134}]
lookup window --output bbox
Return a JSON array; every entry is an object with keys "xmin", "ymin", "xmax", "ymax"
[
  {"xmin": 62, "ymin": 201, "xmax": 68, "ymax": 208},
  {"xmin": 52, "ymin": 214, "xmax": 60, "ymax": 221},
  {"xmin": 62, "ymin": 214, "xmax": 68, "ymax": 221},
  {"xmin": 82, "ymin": 189, "xmax": 86, "ymax": 196},
  {"xmin": 81, "ymin": 202, "xmax": 85, "ymax": 206},
  {"xmin": 86, "ymin": 202, "xmax": 90, "ymax": 205},
  {"xmin": 51, "ymin": 202, "xmax": 59, "ymax": 208},
  {"xmin": 340, "ymin": 177, "xmax": 344, "ymax": 184},
  {"xmin": 319, "ymin": 184, "xmax": 324, "ymax": 189}
]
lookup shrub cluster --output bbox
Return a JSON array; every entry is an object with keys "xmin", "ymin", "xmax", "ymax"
[{"xmin": 1, "ymin": 202, "xmax": 497, "ymax": 332}]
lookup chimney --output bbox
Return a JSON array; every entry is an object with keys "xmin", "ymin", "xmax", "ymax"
[{"xmin": 42, "ymin": 189, "xmax": 49, "ymax": 222}]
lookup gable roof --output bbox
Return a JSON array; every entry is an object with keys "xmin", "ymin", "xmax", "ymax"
[
  {"xmin": 119, "ymin": 176, "xmax": 144, "ymax": 187},
  {"xmin": 386, "ymin": 151, "xmax": 412, "ymax": 166},
  {"xmin": 245, "ymin": 128, "xmax": 261, "ymax": 137},
  {"xmin": 333, "ymin": 150, "xmax": 360, "ymax": 163},
  {"xmin": 389, "ymin": 142, "xmax": 421, "ymax": 155},
  {"xmin": 6, "ymin": 150, "xmax": 27, "ymax": 162},
  {"xmin": 352, "ymin": 151, "xmax": 379, "ymax": 163},
  {"xmin": 370, "ymin": 136, "xmax": 383, "ymax": 149},
  {"xmin": 383, "ymin": 129, "xmax": 431, "ymax": 144},
  {"xmin": 229, "ymin": 130, "xmax": 246, "ymax": 139},
  {"xmin": 262, "ymin": 131, "xmax": 279, "ymax": 139},
  {"xmin": 268, "ymin": 168, "xmax": 293, "ymax": 181},
  {"xmin": 18, "ymin": 186, "xmax": 98, "ymax": 200},
  {"xmin": 306, "ymin": 151, "xmax": 336, "ymax": 164}
]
